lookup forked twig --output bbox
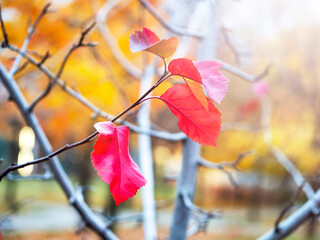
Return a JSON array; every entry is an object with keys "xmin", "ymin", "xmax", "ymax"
[
  {"xmin": 274, "ymin": 181, "xmax": 306, "ymax": 233},
  {"xmin": 9, "ymin": 3, "xmax": 52, "ymax": 76},
  {"xmin": 198, "ymin": 150, "xmax": 254, "ymax": 188},
  {"xmin": 27, "ymin": 22, "xmax": 97, "ymax": 112}
]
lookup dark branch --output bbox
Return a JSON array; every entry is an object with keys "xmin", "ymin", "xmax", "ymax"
[
  {"xmin": 13, "ymin": 61, "xmax": 29, "ymax": 75},
  {"xmin": 28, "ymin": 3, "xmax": 51, "ymax": 36},
  {"xmin": 5, "ymin": 44, "xmax": 186, "ymax": 141},
  {"xmin": 0, "ymin": 131, "xmax": 99, "ymax": 181},
  {"xmin": 0, "ymin": 4, "xmax": 9, "ymax": 47},
  {"xmin": 55, "ymin": 22, "xmax": 97, "ymax": 82},
  {"xmin": 274, "ymin": 181, "xmax": 306, "ymax": 233},
  {"xmin": 27, "ymin": 22, "xmax": 96, "ymax": 112},
  {"xmin": 37, "ymin": 51, "xmax": 50, "ymax": 67}
]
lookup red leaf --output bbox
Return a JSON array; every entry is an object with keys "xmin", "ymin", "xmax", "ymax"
[
  {"xmin": 129, "ymin": 27, "xmax": 160, "ymax": 53},
  {"xmin": 194, "ymin": 61, "xmax": 229, "ymax": 104},
  {"xmin": 160, "ymin": 84, "xmax": 221, "ymax": 146},
  {"xmin": 168, "ymin": 58, "xmax": 202, "ymax": 84},
  {"xmin": 91, "ymin": 122, "xmax": 146, "ymax": 205}
]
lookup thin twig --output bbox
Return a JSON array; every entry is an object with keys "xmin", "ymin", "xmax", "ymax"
[
  {"xmin": 274, "ymin": 181, "xmax": 306, "ymax": 233},
  {"xmin": 27, "ymin": 23, "xmax": 96, "ymax": 112},
  {"xmin": 221, "ymin": 27, "xmax": 251, "ymax": 62},
  {"xmin": 221, "ymin": 61, "xmax": 272, "ymax": 82},
  {"xmin": 0, "ymin": 70, "xmax": 171, "ymax": 180},
  {"xmin": 199, "ymin": 150, "xmax": 254, "ymax": 170},
  {"xmin": 0, "ymin": 131, "xmax": 99, "ymax": 181},
  {"xmin": 56, "ymin": 22, "xmax": 96, "ymax": 81},
  {"xmin": 181, "ymin": 192, "xmax": 221, "ymax": 218},
  {"xmin": 9, "ymin": 3, "xmax": 51, "ymax": 76},
  {"xmin": 96, "ymin": 0, "xmax": 142, "ymax": 78},
  {"xmin": 198, "ymin": 150, "xmax": 255, "ymax": 187},
  {"xmin": 138, "ymin": 0, "xmax": 203, "ymax": 38},
  {"xmin": 37, "ymin": 51, "xmax": 50, "ymax": 66},
  {"xmin": 5, "ymin": 44, "xmax": 186, "ymax": 140},
  {"xmin": 0, "ymin": 4, "xmax": 9, "ymax": 47},
  {"xmin": 13, "ymin": 61, "xmax": 29, "ymax": 75}
]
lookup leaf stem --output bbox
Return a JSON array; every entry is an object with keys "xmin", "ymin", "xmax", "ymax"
[{"xmin": 111, "ymin": 71, "xmax": 171, "ymax": 123}]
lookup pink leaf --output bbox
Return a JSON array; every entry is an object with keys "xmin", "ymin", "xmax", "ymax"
[
  {"xmin": 194, "ymin": 61, "xmax": 229, "ymax": 104},
  {"xmin": 168, "ymin": 58, "xmax": 202, "ymax": 84},
  {"xmin": 91, "ymin": 122, "xmax": 146, "ymax": 205},
  {"xmin": 160, "ymin": 84, "xmax": 221, "ymax": 146},
  {"xmin": 129, "ymin": 27, "xmax": 160, "ymax": 53},
  {"xmin": 252, "ymin": 81, "xmax": 268, "ymax": 96}
]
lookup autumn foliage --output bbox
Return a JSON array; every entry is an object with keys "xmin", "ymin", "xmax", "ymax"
[{"xmin": 91, "ymin": 28, "xmax": 229, "ymax": 204}]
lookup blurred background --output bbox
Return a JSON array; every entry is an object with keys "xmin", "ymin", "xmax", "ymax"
[{"xmin": 0, "ymin": 0, "xmax": 320, "ymax": 239}]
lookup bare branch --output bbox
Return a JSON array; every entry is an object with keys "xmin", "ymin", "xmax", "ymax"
[
  {"xmin": 181, "ymin": 192, "xmax": 221, "ymax": 219},
  {"xmin": 221, "ymin": 61, "xmax": 271, "ymax": 82},
  {"xmin": 13, "ymin": 61, "xmax": 29, "ymax": 75},
  {"xmin": 27, "ymin": 23, "xmax": 96, "ymax": 112},
  {"xmin": 96, "ymin": 0, "xmax": 142, "ymax": 78},
  {"xmin": 138, "ymin": 0, "xmax": 203, "ymax": 38},
  {"xmin": 0, "ymin": 62, "xmax": 119, "ymax": 240},
  {"xmin": 9, "ymin": 3, "xmax": 51, "ymax": 76},
  {"xmin": 37, "ymin": 51, "xmax": 50, "ymax": 67},
  {"xmin": 258, "ymin": 189, "xmax": 320, "ymax": 240},
  {"xmin": 0, "ymin": 4, "xmax": 9, "ymax": 47},
  {"xmin": 7, "ymin": 171, "xmax": 53, "ymax": 181},
  {"xmin": 221, "ymin": 27, "xmax": 251, "ymax": 61},
  {"xmin": 0, "ymin": 131, "xmax": 99, "ymax": 181},
  {"xmin": 261, "ymin": 98, "xmax": 315, "ymax": 199},
  {"xmin": 56, "ymin": 22, "xmax": 96, "ymax": 81},
  {"xmin": 6, "ymin": 44, "xmax": 186, "ymax": 140},
  {"xmin": 274, "ymin": 181, "xmax": 306, "ymax": 233},
  {"xmin": 199, "ymin": 150, "xmax": 254, "ymax": 170},
  {"xmin": 181, "ymin": 191, "xmax": 221, "ymax": 236},
  {"xmin": 198, "ymin": 150, "xmax": 254, "ymax": 188}
]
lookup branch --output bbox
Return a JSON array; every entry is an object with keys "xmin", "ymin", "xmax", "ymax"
[
  {"xmin": 138, "ymin": 0, "xmax": 203, "ymax": 38},
  {"xmin": 274, "ymin": 181, "xmax": 305, "ymax": 233},
  {"xmin": 221, "ymin": 61, "xmax": 271, "ymax": 82},
  {"xmin": 96, "ymin": 0, "xmax": 142, "ymax": 78},
  {"xmin": 181, "ymin": 192, "xmax": 221, "ymax": 219},
  {"xmin": 5, "ymin": 44, "xmax": 186, "ymax": 141},
  {"xmin": 181, "ymin": 191, "xmax": 221, "ymax": 236},
  {"xmin": 27, "ymin": 22, "xmax": 97, "ymax": 112},
  {"xmin": 199, "ymin": 150, "xmax": 254, "ymax": 170},
  {"xmin": 0, "ymin": 63, "xmax": 119, "ymax": 240},
  {"xmin": 0, "ymin": 4, "xmax": 9, "ymax": 47},
  {"xmin": 0, "ymin": 131, "xmax": 99, "ymax": 181},
  {"xmin": 7, "ymin": 170, "xmax": 53, "ymax": 181},
  {"xmin": 9, "ymin": 3, "xmax": 51, "ymax": 77},
  {"xmin": 258, "ymin": 189, "xmax": 320, "ymax": 240},
  {"xmin": 221, "ymin": 27, "xmax": 251, "ymax": 61},
  {"xmin": 261, "ymin": 98, "xmax": 315, "ymax": 199},
  {"xmin": 198, "ymin": 150, "xmax": 254, "ymax": 188}
]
